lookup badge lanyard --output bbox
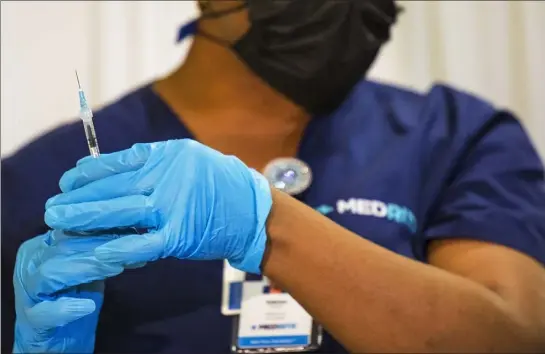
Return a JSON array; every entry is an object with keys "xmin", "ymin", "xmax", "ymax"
[{"xmin": 227, "ymin": 158, "xmax": 323, "ymax": 354}]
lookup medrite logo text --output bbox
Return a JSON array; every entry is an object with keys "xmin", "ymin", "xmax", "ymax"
[{"xmin": 331, "ymin": 199, "xmax": 417, "ymax": 232}]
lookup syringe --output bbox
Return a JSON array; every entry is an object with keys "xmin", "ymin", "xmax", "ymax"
[
  {"xmin": 75, "ymin": 71, "xmax": 100, "ymax": 158},
  {"xmin": 74, "ymin": 71, "xmax": 143, "ymax": 238}
]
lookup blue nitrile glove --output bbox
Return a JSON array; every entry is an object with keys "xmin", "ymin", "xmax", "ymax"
[
  {"xmin": 45, "ymin": 139, "xmax": 273, "ymax": 274},
  {"xmin": 13, "ymin": 229, "xmax": 124, "ymax": 353}
]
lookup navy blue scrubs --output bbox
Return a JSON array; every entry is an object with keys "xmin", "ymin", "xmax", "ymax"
[{"xmin": 2, "ymin": 79, "xmax": 545, "ymax": 353}]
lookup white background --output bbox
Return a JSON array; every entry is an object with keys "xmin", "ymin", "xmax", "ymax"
[{"xmin": 1, "ymin": 1, "xmax": 544, "ymax": 158}]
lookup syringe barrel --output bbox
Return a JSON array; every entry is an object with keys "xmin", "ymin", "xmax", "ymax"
[{"xmin": 82, "ymin": 119, "xmax": 100, "ymax": 157}]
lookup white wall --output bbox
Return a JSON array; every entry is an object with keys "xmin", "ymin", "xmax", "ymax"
[{"xmin": 2, "ymin": 1, "xmax": 544, "ymax": 158}]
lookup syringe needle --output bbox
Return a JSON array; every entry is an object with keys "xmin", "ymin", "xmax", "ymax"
[{"xmin": 75, "ymin": 70, "xmax": 81, "ymax": 89}]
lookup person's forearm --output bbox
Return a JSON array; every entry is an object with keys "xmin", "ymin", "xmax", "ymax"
[{"xmin": 261, "ymin": 190, "xmax": 538, "ymax": 353}]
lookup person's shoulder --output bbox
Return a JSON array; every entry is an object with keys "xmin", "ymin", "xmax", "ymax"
[
  {"xmin": 337, "ymin": 79, "xmax": 534, "ymax": 158},
  {"xmin": 351, "ymin": 79, "xmax": 495, "ymax": 108},
  {"xmin": 348, "ymin": 79, "xmax": 499, "ymax": 131}
]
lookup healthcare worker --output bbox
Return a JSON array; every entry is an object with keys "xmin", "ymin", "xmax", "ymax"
[{"xmin": 3, "ymin": 0, "xmax": 545, "ymax": 353}]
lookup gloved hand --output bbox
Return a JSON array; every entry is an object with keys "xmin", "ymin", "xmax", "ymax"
[
  {"xmin": 13, "ymin": 230, "xmax": 124, "ymax": 353},
  {"xmin": 45, "ymin": 139, "xmax": 273, "ymax": 274}
]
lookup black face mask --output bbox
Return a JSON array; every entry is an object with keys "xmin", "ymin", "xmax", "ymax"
[{"xmin": 194, "ymin": 0, "xmax": 399, "ymax": 115}]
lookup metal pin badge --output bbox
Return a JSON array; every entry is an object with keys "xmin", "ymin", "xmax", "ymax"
[{"xmin": 263, "ymin": 157, "xmax": 312, "ymax": 196}]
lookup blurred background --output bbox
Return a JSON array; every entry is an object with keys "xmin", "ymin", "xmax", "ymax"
[{"xmin": 1, "ymin": 0, "xmax": 544, "ymax": 158}]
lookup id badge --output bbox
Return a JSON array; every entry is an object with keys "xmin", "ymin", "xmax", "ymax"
[
  {"xmin": 230, "ymin": 281, "xmax": 323, "ymax": 353},
  {"xmin": 222, "ymin": 260, "xmax": 246, "ymax": 315}
]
